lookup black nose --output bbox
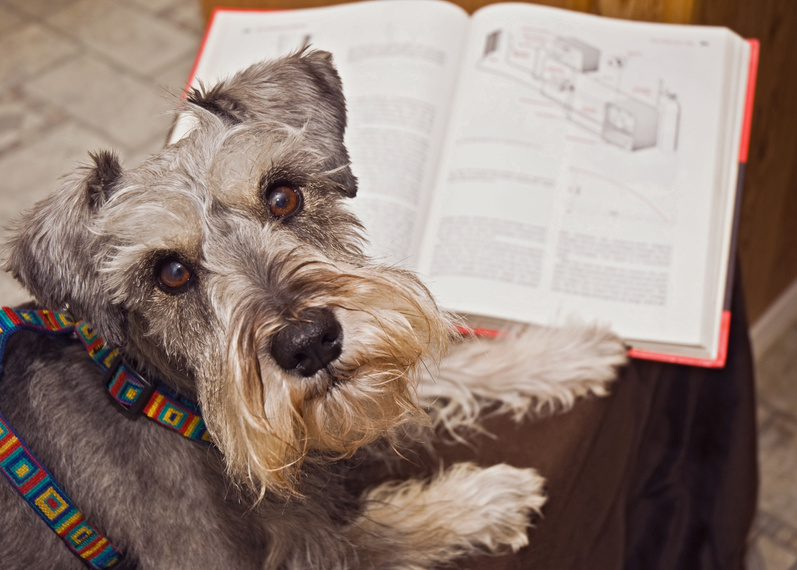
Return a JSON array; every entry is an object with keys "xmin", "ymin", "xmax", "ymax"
[{"xmin": 270, "ymin": 307, "xmax": 343, "ymax": 377}]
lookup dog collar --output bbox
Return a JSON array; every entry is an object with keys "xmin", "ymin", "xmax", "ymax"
[
  {"xmin": 73, "ymin": 319, "xmax": 212, "ymax": 444},
  {"xmin": 0, "ymin": 306, "xmax": 212, "ymax": 569},
  {"xmin": 0, "ymin": 308, "xmax": 124, "ymax": 568},
  {"xmin": 0, "ymin": 307, "xmax": 212, "ymax": 444}
]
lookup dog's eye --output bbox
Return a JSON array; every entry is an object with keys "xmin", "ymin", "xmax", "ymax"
[
  {"xmin": 266, "ymin": 184, "xmax": 302, "ymax": 218},
  {"xmin": 156, "ymin": 258, "xmax": 193, "ymax": 293}
]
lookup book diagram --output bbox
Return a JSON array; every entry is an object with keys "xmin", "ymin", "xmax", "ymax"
[{"xmin": 481, "ymin": 28, "xmax": 681, "ymax": 153}]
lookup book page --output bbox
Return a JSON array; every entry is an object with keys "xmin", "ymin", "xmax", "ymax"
[
  {"xmin": 171, "ymin": 1, "xmax": 469, "ymax": 266},
  {"xmin": 417, "ymin": 3, "xmax": 745, "ymax": 346}
]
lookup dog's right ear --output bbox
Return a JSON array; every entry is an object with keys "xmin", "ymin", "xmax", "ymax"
[
  {"xmin": 3, "ymin": 150, "xmax": 129, "ymax": 346},
  {"xmin": 185, "ymin": 49, "xmax": 359, "ymax": 198}
]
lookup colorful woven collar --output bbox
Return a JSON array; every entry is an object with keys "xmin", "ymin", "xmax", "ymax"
[
  {"xmin": 0, "ymin": 306, "xmax": 213, "ymax": 569},
  {"xmin": 74, "ymin": 318, "xmax": 212, "ymax": 444},
  {"xmin": 0, "ymin": 307, "xmax": 212, "ymax": 444}
]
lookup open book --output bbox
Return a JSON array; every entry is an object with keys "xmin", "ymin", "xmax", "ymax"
[{"xmin": 171, "ymin": 0, "xmax": 758, "ymax": 367}]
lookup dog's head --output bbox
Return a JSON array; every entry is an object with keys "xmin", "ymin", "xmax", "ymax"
[{"xmin": 3, "ymin": 49, "xmax": 450, "ymax": 497}]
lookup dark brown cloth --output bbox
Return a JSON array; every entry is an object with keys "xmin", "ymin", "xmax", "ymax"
[{"xmin": 368, "ymin": 278, "xmax": 758, "ymax": 569}]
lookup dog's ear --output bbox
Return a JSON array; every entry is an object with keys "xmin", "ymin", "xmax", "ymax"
[
  {"xmin": 86, "ymin": 149, "xmax": 124, "ymax": 208},
  {"xmin": 3, "ymin": 151, "xmax": 128, "ymax": 346},
  {"xmin": 186, "ymin": 49, "xmax": 358, "ymax": 197}
]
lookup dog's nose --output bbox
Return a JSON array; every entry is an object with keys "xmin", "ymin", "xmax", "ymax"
[{"xmin": 270, "ymin": 307, "xmax": 343, "ymax": 377}]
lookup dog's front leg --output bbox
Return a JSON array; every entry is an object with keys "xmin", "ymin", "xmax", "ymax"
[
  {"xmin": 343, "ymin": 462, "xmax": 546, "ymax": 569},
  {"xmin": 419, "ymin": 324, "xmax": 627, "ymax": 432}
]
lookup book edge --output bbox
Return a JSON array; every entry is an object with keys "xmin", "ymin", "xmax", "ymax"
[
  {"xmin": 628, "ymin": 38, "xmax": 758, "ymax": 368},
  {"xmin": 626, "ymin": 310, "xmax": 730, "ymax": 368}
]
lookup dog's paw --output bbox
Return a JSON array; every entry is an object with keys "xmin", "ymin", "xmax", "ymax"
[
  {"xmin": 538, "ymin": 322, "xmax": 627, "ymax": 397},
  {"xmin": 422, "ymin": 323, "xmax": 627, "ymax": 426},
  {"xmin": 352, "ymin": 462, "xmax": 546, "ymax": 567},
  {"xmin": 435, "ymin": 462, "xmax": 547, "ymax": 553}
]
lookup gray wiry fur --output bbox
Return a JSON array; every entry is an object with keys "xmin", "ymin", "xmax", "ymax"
[{"xmin": 0, "ymin": 49, "xmax": 625, "ymax": 569}]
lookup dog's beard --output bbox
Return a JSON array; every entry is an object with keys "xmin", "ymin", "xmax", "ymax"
[{"xmin": 202, "ymin": 263, "xmax": 451, "ymax": 498}]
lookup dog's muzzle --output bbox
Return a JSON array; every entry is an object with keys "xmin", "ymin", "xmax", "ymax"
[{"xmin": 270, "ymin": 307, "xmax": 343, "ymax": 377}]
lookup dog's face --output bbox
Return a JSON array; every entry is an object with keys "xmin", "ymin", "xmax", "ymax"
[{"xmin": 4, "ymin": 50, "xmax": 450, "ymax": 496}]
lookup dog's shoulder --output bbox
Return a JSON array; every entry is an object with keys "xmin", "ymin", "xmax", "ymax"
[{"xmin": 2, "ymin": 324, "xmax": 96, "ymax": 393}]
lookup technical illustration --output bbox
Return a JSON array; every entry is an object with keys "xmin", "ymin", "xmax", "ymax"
[{"xmin": 480, "ymin": 28, "xmax": 681, "ymax": 153}]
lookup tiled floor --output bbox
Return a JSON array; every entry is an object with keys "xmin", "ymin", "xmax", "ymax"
[
  {"xmin": 748, "ymin": 321, "xmax": 797, "ymax": 570},
  {"xmin": 0, "ymin": 0, "xmax": 203, "ymax": 287},
  {"xmin": 0, "ymin": 0, "xmax": 795, "ymax": 567}
]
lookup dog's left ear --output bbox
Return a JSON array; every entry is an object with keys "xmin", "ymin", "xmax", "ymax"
[
  {"xmin": 3, "ymin": 151, "xmax": 129, "ymax": 346},
  {"xmin": 186, "ymin": 48, "xmax": 358, "ymax": 197}
]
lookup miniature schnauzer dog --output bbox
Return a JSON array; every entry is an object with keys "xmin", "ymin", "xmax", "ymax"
[{"xmin": 0, "ymin": 49, "xmax": 625, "ymax": 569}]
